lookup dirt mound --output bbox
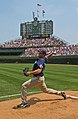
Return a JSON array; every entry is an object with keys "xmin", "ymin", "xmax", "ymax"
[{"xmin": 0, "ymin": 91, "xmax": 78, "ymax": 119}]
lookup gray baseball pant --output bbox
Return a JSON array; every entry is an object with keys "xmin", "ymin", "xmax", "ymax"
[{"xmin": 21, "ymin": 76, "xmax": 62, "ymax": 103}]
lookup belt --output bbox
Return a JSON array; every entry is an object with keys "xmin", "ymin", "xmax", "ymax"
[{"xmin": 33, "ymin": 75, "xmax": 44, "ymax": 77}]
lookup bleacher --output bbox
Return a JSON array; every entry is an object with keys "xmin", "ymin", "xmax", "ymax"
[
  {"xmin": 0, "ymin": 36, "xmax": 78, "ymax": 57},
  {"xmin": 0, "ymin": 36, "xmax": 67, "ymax": 48}
]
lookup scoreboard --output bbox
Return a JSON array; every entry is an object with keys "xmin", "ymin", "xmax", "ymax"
[{"xmin": 20, "ymin": 17, "xmax": 53, "ymax": 39}]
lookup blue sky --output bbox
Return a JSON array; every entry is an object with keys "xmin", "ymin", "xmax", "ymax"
[{"xmin": 0, "ymin": 0, "xmax": 78, "ymax": 44}]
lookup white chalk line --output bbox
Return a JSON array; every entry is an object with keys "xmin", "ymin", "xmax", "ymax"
[{"xmin": 0, "ymin": 91, "xmax": 41, "ymax": 99}]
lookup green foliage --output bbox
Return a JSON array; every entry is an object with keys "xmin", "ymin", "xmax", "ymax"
[{"xmin": 0, "ymin": 64, "xmax": 78, "ymax": 101}]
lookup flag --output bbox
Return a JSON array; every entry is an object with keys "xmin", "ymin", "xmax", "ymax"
[
  {"xmin": 42, "ymin": 10, "xmax": 45, "ymax": 17},
  {"xmin": 42, "ymin": 10, "xmax": 45, "ymax": 13},
  {"xmin": 37, "ymin": 4, "xmax": 42, "ymax": 6}
]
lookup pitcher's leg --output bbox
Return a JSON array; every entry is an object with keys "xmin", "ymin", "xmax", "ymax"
[
  {"xmin": 39, "ymin": 77, "xmax": 66, "ymax": 99},
  {"xmin": 21, "ymin": 77, "xmax": 42, "ymax": 103},
  {"xmin": 21, "ymin": 81, "xmax": 28, "ymax": 103},
  {"xmin": 39, "ymin": 81, "xmax": 61, "ymax": 95}
]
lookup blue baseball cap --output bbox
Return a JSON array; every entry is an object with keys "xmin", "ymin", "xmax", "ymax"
[{"xmin": 39, "ymin": 49, "xmax": 46, "ymax": 55}]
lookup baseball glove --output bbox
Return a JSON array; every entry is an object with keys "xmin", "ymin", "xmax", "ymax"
[{"xmin": 23, "ymin": 67, "xmax": 29, "ymax": 76}]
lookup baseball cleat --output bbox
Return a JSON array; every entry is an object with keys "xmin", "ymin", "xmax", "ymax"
[
  {"xmin": 61, "ymin": 91, "xmax": 67, "ymax": 99},
  {"xmin": 13, "ymin": 102, "xmax": 30, "ymax": 109}
]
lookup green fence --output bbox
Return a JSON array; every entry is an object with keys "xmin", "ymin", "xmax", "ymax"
[
  {"xmin": 0, "ymin": 55, "xmax": 78, "ymax": 64},
  {"xmin": 0, "ymin": 56, "xmax": 36, "ymax": 63},
  {"xmin": 49, "ymin": 55, "xmax": 78, "ymax": 64},
  {"xmin": 0, "ymin": 48, "xmax": 25, "ymax": 56}
]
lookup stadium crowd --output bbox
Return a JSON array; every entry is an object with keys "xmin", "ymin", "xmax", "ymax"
[
  {"xmin": 0, "ymin": 36, "xmax": 78, "ymax": 57},
  {"xmin": 21, "ymin": 45, "xmax": 78, "ymax": 57},
  {"xmin": 0, "ymin": 36, "xmax": 66, "ymax": 48}
]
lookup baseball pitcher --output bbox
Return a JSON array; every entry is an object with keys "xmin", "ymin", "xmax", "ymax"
[{"xmin": 16, "ymin": 49, "xmax": 67, "ymax": 108}]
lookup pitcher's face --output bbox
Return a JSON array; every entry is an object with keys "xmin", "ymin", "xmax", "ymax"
[{"xmin": 38, "ymin": 53, "xmax": 45, "ymax": 58}]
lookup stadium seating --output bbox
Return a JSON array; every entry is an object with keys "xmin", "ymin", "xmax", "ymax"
[{"xmin": 0, "ymin": 36, "xmax": 78, "ymax": 57}]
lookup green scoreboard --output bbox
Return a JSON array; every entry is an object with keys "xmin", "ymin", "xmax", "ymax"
[{"xmin": 20, "ymin": 17, "xmax": 53, "ymax": 39}]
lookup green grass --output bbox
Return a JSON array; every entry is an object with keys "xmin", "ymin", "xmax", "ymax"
[{"xmin": 0, "ymin": 63, "xmax": 78, "ymax": 101}]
